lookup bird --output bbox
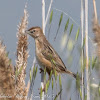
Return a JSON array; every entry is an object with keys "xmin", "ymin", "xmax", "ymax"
[{"xmin": 26, "ymin": 26, "xmax": 77, "ymax": 79}]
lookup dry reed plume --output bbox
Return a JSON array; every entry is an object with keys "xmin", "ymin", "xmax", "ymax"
[
  {"xmin": 0, "ymin": 6, "xmax": 29, "ymax": 100},
  {"xmin": 0, "ymin": 41, "xmax": 16, "ymax": 100},
  {"xmin": 15, "ymin": 6, "xmax": 29, "ymax": 100}
]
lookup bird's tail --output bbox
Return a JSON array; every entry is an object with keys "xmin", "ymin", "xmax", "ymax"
[{"xmin": 65, "ymin": 70, "xmax": 77, "ymax": 79}]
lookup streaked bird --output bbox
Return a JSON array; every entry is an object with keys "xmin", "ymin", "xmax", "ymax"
[{"xmin": 26, "ymin": 26, "xmax": 77, "ymax": 79}]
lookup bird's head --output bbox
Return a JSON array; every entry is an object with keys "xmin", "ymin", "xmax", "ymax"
[{"xmin": 25, "ymin": 27, "xmax": 43, "ymax": 39}]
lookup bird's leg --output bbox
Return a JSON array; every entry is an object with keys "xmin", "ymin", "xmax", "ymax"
[
  {"xmin": 38, "ymin": 68, "xmax": 45, "ymax": 92},
  {"xmin": 39, "ymin": 68, "xmax": 44, "ymax": 73},
  {"xmin": 38, "ymin": 75, "xmax": 51, "ymax": 92},
  {"xmin": 39, "ymin": 68, "xmax": 53, "ymax": 92}
]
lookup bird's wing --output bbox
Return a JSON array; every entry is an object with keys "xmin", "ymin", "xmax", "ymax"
[{"xmin": 42, "ymin": 39, "xmax": 67, "ymax": 72}]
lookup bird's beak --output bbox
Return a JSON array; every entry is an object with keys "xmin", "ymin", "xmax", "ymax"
[{"xmin": 25, "ymin": 30, "xmax": 32, "ymax": 36}]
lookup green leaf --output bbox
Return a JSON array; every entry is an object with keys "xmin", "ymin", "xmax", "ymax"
[
  {"xmin": 49, "ymin": 10, "xmax": 53, "ymax": 24},
  {"xmin": 33, "ymin": 66, "xmax": 35, "ymax": 76},
  {"xmin": 45, "ymin": 83, "xmax": 48, "ymax": 93},
  {"xmin": 79, "ymin": 88, "xmax": 82, "ymax": 99},
  {"xmin": 69, "ymin": 24, "xmax": 73, "ymax": 36},
  {"xmin": 59, "ymin": 75, "xmax": 62, "ymax": 89},
  {"xmin": 44, "ymin": 67, "xmax": 46, "ymax": 81},
  {"xmin": 92, "ymin": 57, "xmax": 97, "ymax": 69},
  {"xmin": 40, "ymin": 87, "xmax": 43, "ymax": 99},
  {"xmin": 54, "ymin": 13, "xmax": 63, "ymax": 40},
  {"xmin": 35, "ymin": 66, "xmax": 38, "ymax": 78},
  {"xmin": 44, "ymin": 72, "xmax": 46, "ymax": 81},
  {"xmin": 47, "ymin": 80, "xmax": 50, "ymax": 89},
  {"xmin": 44, "ymin": 67, "xmax": 46, "ymax": 75},
  {"xmin": 54, "ymin": 89, "xmax": 62, "ymax": 100},
  {"xmin": 76, "ymin": 73, "xmax": 81, "ymax": 89},
  {"xmin": 50, "ymin": 70, "xmax": 53, "ymax": 80},
  {"xmin": 98, "ymin": 85, "xmax": 100, "ymax": 96},
  {"xmin": 59, "ymin": 13, "xmax": 63, "ymax": 27},
  {"xmin": 64, "ymin": 19, "xmax": 69, "ymax": 32},
  {"xmin": 54, "ymin": 69, "xmax": 57, "ymax": 81},
  {"xmin": 46, "ymin": 80, "xmax": 50, "ymax": 94},
  {"xmin": 82, "ymin": 37, "xmax": 86, "ymax": 49},
  {"xmin": 51, "ymin": 59, "xmax": 56, "ymax": 65},
  {"xmin": 84, "ymin": 95, "xmax": 87, "ymax": 100},
  {"xmin": 75, "ymin": 28, "xmax": 80, "ymax": 41},
  {"xmin": 45, "ymin": 80, "xmax": 51, "ymax": 97}
]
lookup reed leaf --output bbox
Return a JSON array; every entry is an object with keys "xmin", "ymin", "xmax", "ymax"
[
  {"xmin": 75, "ymin": 28, "xmax": 80, "ymax": 41},
  {"xmin": 59, "ymin": 13, "xmax": 63, "ymax": 27},
  {"xmin": 59, "ymin": 75, "xmax": 62, "ymax": 89},
  {"xmin": 49, "ymin": 10, "xmax": 53, "ymax": 24},
  {"xmin": 54, "ymin": 13, "xmax": 63, "ymax": 40},
  {"xmin": 92, "ymin": 57, "xmax": 97, "ymax": 69},
  {"xmin": 64, "ymin": 19, "xmax": 69, "ymax": 32},
  {"xmin": 69, "ymin": 24, "xmax": 73, "ymax": 36},
  {"xmin": 54, "ymin": 89, "xmax": 62, "ymax": 100}
]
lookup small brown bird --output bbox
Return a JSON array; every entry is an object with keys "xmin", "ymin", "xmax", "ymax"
[{"xmin": 26, "ymin": 27, "xmax": 77, "ymax": 79}]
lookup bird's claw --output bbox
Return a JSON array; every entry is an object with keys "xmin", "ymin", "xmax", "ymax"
[
  {"xmin": 38, "ymin": 86, "xmax": 45, "ymax": 93},
  {"xmin": 39, "ymin": 68, "xmax": 44, "ymax": 73}
]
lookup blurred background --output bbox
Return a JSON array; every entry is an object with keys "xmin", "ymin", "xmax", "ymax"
[{"xmin": 0, "ymin": 0, "xmax": 100, "ymax": 100}]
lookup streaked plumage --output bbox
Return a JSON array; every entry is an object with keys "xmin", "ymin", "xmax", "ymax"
[{"xmin": 26, "ymin": 27, "xmax": 77, "ymax": 79}]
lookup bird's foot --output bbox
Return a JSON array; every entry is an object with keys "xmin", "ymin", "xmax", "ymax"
[
  {"xmin": 39, "ymin": 68, "xmax": 44, "ymax": 73},
  {"xmin": 38, "ymin": 85, "xmax": 45, "ymax": 93},
  {"xmin": 38, "ymin": 80, "xmax": 50, "ymax": 93}
]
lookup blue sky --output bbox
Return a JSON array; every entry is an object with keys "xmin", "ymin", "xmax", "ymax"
[{"xmin": 0, "ymin": 0, "xmax": 100, "ymax": 99}]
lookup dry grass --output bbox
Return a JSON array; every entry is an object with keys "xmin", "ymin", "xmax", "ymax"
[
  {"xmin": 15, "ymin": 6, "xmax": 29, "ymax": 100},
  {"xmin": 0, "ymin": 6, "xmax": 29, "ymax": 100},
  {"xmin": 0, "ymin": 40, "xmax": 16, "ymax": 100}
]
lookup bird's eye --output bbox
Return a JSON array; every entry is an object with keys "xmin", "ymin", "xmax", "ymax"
[{"xmin": 33, "ymin": 30, "xmax": 36, "ymax": 32}]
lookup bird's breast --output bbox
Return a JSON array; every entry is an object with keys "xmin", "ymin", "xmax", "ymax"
[
  {"xmin": 35, "ymin": 39, "xmax": 52, "ymax": 69},
  {"xmin": 35, "ymin": 40, "xmax": 43, "ymax": 65}
]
